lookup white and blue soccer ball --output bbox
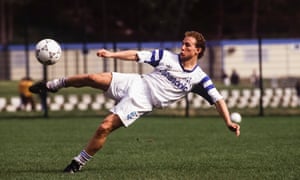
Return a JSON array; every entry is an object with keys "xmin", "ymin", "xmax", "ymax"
[
  {"xmin": 35, "ymin": 39, "xmax": 62, "ymax": 65},
  {"xmin": 230, "ymin": 112, "xmax": 242, "ymax": 123}
]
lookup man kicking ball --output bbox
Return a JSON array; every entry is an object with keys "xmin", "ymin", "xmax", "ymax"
[{"xmin": 30, "ymin": 31, "xmax": 240, "ymax": 173}]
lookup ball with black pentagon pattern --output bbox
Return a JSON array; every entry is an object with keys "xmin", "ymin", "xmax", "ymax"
[{"xmin": 35, "ymin": 39, "xmax": 62, "ymax": 65}]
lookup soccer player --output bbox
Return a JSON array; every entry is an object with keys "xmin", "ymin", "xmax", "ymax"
[{"xmin": 30, "ymin": 31, "xmax": 240, "ymax": 173}]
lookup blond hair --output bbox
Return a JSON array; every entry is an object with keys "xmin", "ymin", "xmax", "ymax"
[{"xmin": 184, "ymin": 31, "xmax": 206, "ymax": 58}]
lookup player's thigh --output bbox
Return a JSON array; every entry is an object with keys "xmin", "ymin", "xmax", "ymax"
[{"xmin": 87, "ymin": 72, "xmax": 112, "ymax": 91}]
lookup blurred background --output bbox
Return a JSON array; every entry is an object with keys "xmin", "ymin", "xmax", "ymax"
[
  {"xmin": 2, "ymin": 0, "xmax": 300, "ymax": 43},
  {"xmin": 0, "ymin": 0, "xmax": 300, "ymax": 116}
]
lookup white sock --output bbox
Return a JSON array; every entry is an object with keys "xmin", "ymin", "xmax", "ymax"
[
  {"xmin": 46, "ymin": 77, "xmax": 66, "ymax": 91},
  {"xmin": 74, "ymin": 150, "xmax": 92, "ymax": 165}
]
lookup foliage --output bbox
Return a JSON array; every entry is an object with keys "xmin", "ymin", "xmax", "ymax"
[{"xmin": 2, "ymin": 0, "xmax": 300, "ymax": 44}]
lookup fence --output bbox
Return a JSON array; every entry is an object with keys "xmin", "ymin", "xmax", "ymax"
[
  {"xmin": 1, "ymin": 39, "xmax": 300, "ymax": 116},
  {"xmin": 1, "ymin": 39, "xmax": 300, "ymax": 81},
  {"xmin": 1, "ymin": 42, "xmax": 185, "ymax": 81}
]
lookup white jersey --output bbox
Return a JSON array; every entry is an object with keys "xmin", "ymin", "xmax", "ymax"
[{"xmin": 137, "ymin": 49, "xmax": 223, "ymax": 108}]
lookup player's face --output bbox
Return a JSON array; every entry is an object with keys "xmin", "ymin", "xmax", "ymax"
[{"xmin": 180, "ymin": 36, "xmax": 201, "ymax": 61}]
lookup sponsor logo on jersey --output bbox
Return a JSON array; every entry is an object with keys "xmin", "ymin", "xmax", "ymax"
[{"xmin": 158, "ymin": 69, "xmax": 192, "ymax": 91}]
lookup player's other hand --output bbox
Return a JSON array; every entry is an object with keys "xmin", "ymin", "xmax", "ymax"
[
  {"xmin": 227, "ymin": 122, "xmax": 240, "ymax": 137},
  {"xmin": 97, "ymin": 49, "xmax": 112, "ymax": 58}
]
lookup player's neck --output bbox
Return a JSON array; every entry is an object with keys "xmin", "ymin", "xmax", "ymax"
[{"xmin": 180, "ymin": 58, "xmax": 198, "ymax": 70}]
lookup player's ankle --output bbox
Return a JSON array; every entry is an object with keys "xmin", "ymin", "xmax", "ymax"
[
  {"xmin": 74, "ymin": 150, "xmax": 93, "ymax": 165},
  {"xmin": 46, "ymin": 77, "xmax": 66, "ymax": 91}
]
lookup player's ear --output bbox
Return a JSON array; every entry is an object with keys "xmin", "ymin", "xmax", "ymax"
[{"xmin": 196, "ymin": 47, "xmax": 202, "ymax": 55}]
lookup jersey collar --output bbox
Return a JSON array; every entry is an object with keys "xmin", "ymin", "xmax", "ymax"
[{"xmin": 178, "ymin": 55, "xmax": 198, "ymax": 72}]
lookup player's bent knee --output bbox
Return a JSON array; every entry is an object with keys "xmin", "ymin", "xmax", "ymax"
[{"xmin": 95, "ymin": 122, "xmax": 114, "ymax": 137}]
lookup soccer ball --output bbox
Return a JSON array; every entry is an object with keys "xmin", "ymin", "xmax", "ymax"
[
  {"xmin": 230, "ymin": 112, "xmax": 242, "ymax": 123},
  {"xmin": 35, "ymin": 39, "xmax": 62, "ymax": 65}
]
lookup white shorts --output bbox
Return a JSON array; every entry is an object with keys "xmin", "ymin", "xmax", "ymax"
[{"xmin": 104, "ymin": 72, "xmax": 153, "ymax": 127}]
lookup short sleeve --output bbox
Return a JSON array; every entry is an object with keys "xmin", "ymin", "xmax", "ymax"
[
  {"xmin": 136, "ymin": 49, "xmax": 164, "ymax": 67},
  {"xmin": 191, "ymin": 76, "xmax": 223, "ymax": 105},
  {"xmin": 137, "ymin": 51, "xmax": 153, "ymax": 63}
]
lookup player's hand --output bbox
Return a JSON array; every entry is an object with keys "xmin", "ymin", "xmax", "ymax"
[
  {"xmin": 227, "ymin": 122, "xmax": 240, "ymax": 137},
  {"xmin": 97, "ymin": 49, "xmax": 112, "ymax": 58}
]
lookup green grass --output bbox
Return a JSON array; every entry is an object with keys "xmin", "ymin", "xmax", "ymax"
[{"xmin": 0, "ymin": 115, "xmax": 299, "ymax": 180}]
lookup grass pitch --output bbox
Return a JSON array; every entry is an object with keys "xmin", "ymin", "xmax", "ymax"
[{"xmin": 0, "ymin": 115, "xmax": 299, "ymax": 180}]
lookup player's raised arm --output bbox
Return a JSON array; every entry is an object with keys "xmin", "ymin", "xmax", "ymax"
[{"xmin": 96, "ymin": 49, "xmax": 139, "ymax": 61}]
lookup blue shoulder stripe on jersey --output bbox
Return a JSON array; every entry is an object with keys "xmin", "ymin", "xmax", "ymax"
[
  {"xmin": 159, "ymin": 49, "xmax": 163, "ymax": 59},
  {"xmin": 199, "ymin": 76, "xmax": 210, "ymax": 84},
  {"xmin": 200, "ymin": 76, "xmax": 215, "ymax": 91},
  {"xmin": 148, "ymin": 49, "xmax": 163, "ymax": 67},
  {"xmin": 191, "ymin": 76, "xmax": 216, "ymax": 105},
  {"xmin": 205, "ymin": 84, "xmax": 215, "ymax": 91}
]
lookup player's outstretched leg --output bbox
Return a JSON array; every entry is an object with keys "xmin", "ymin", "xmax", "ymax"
[
  {"xmin": 29, "ymin": 78, "xmax": 66, "ymax": 94},
  {"xmin": 30, "ymin": 73, "xmax": 112, "ymax": 94}
]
